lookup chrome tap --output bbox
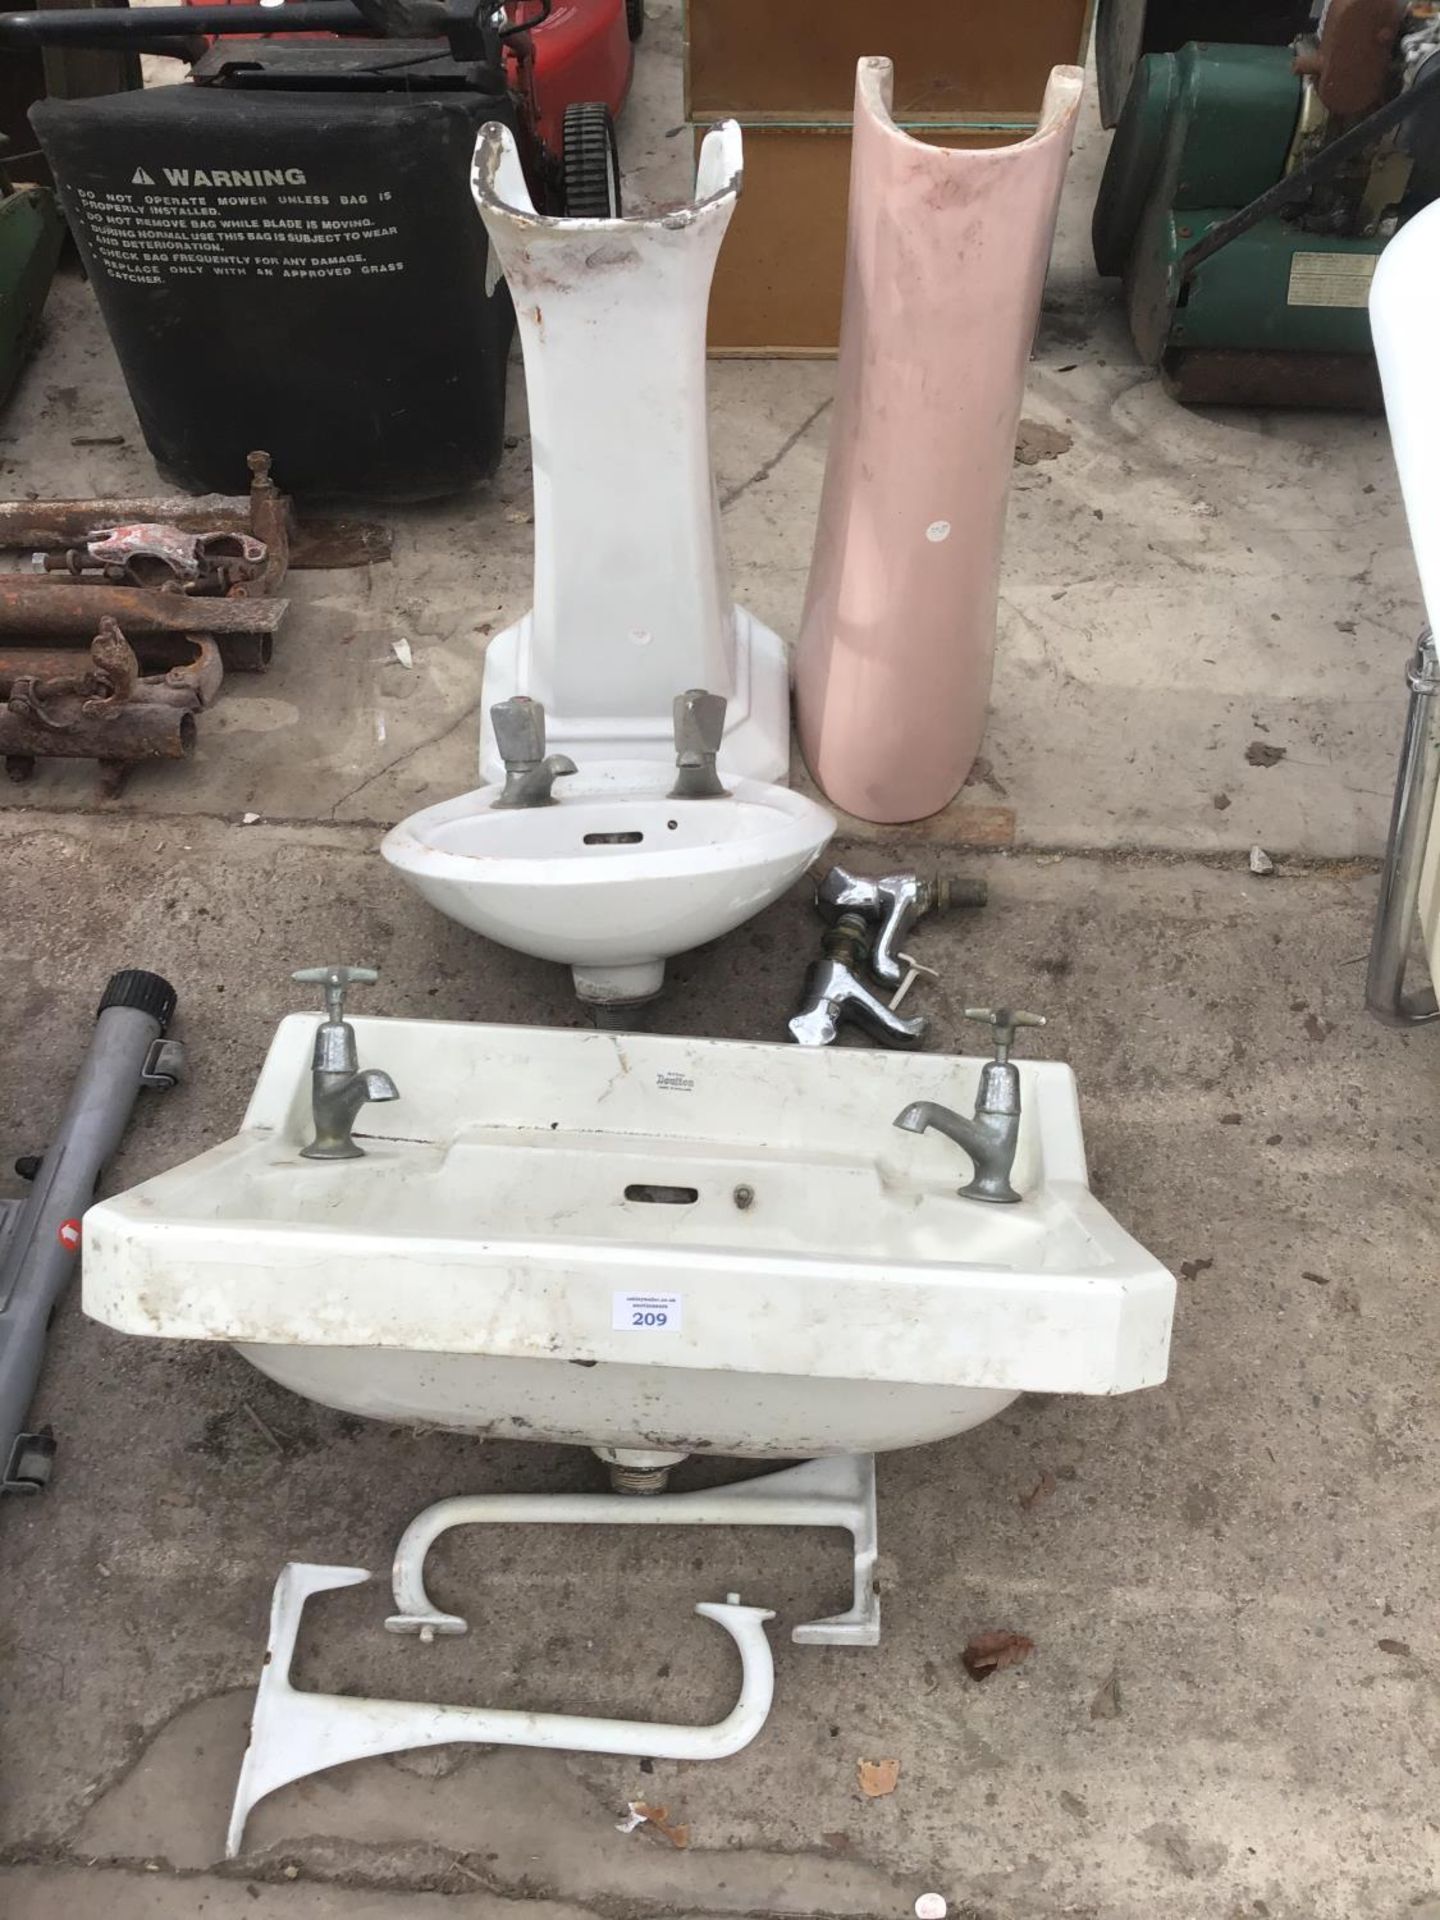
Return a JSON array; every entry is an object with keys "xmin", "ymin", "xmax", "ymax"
[
  {"xmin": 817, "ymin": 865, "xmax": 987, "ymax": 988},
  {"xmin": 291, "ymin": 965, "xmax": 399, "ymax": 1161},
  {"xmin": 789, "ymin": 912, "xmax": 928, "ymax": 1049},
  {"xmin": 669, "ymin": 688, "xmax": 729, "ymax": 800},
  {"xmin": 490, "ymin": 696, "xmax": 577, "ymax": 809},
  {"xmin": 893, "ymin": 1007, "xmax": 1045, "ymax": 1204}
]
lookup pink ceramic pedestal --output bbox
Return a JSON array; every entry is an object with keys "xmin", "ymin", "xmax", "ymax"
[{"xmin": 794, "ymin": 58, "xmax": 1084, "ymax": 825}]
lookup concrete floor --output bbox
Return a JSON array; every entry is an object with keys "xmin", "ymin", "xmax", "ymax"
[{"xmin": 2, "ymin": 7, "xmax": 1437, "ymax": 1920}]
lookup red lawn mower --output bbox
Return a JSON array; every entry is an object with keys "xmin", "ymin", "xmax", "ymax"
[
  {"xmin": 180, "ymin": 0, "xmax": 642, "ymax": 213},
  {"xmin": 0, "ymin": 0, "xmax": 640, "ymax": 216},
  {"xmin": 506, "ymin": 0, "xmax": 641, "ymax": 215}
]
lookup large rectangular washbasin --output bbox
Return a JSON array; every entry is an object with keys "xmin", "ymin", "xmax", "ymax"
[{"xmin": 82, "ymin": 1018, "xmax": 1176, "ymax": 1459}]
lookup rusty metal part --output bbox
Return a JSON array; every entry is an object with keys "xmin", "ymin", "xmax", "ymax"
[
  {"xmin": 0, "ymin": 618, "xmax": 221, "ymax": 797},
  {"xmin": 0, "ymin": 581, "xmax": 287, "ymax": 639},
  {"xmin": 162, "ymin": 628, "xmax": 268, "ymax": 675},
  {"xmin": 159, "ymin": 636, "xmax": 224, "ymax": 708},
  {"xmin": 30, "ymin": 452, "xmax": 288, "ymax": 595},
  {"xmin": 0, "ymin": 620, "xmax": 272, "ymax": 675},
  {"xmin": 0, "ymin": 645, "xmax": 94, "ymax": 690},
  {"xmin": 36, "ymin": 524, "xmax": 269, "ymax": 593},
  {"xmin": 79, "ymin": 615, "xmax": 140, "ymax": 715},
  {"xmin": 1, "ymin": 697, "xmax": 196, "ymax": 782},
  {"xmin": 260, "ymin": 518, "xmax": 386, "ymax": 570},
  {"xmin": 0, "ymin": 490, "xmax": 390, "ymax": 571},
  {"xmin": 0, "ymin": 630, "xmax": 223, "ymax": 710},
  {"xmin": 242, "ymin": 450, "xmax": 290, "ymax": 596},
  {"xmin": 0, "ymin": 579, "xmax": 280, "ymax": 673},
  {"xmin": 1294, "ymin": 0, "xmax": 1407, "ymax": 119},
  {"xmin": 1162, "ymin": 347, "xmax": 1385, "ymax": 408},
  {"xmin": 0, "ymin": 641, "xmax": 222, "ymax": 710},
  {"xmin": 1, "ymin": 624, "xmax": 141, "ymax": 725},
  {"xmin": 0, "ymin": 453, "xmax": 365, "ymax": 697}
]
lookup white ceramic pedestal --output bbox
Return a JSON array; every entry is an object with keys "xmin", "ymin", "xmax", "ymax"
[{"xmin": 470, "ymin": 119, "xmax": 789, "ymax": 785}]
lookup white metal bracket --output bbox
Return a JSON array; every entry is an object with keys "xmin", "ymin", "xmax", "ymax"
[
  {"xmin": 227, "ymin": 1562, "xmax": 775, "ymax": 1859},
  {"xmin": 386, "ymin": 1452, "xmax": 880, "ymax": 1649}
]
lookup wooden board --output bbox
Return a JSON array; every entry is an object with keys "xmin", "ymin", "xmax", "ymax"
[
  {"xmin": 685, "ymin": 0, "xmax": 1092, "ymax": 123},
  {"xmin": 706, "ymin": 124, "xmax": 1019, "ymax": 357},
  {"xmin": 832, "ymin": 805, "xmax": 1018, "ymax": 849}
]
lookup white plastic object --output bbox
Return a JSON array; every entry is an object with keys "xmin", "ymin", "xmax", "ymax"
[
  {"xmin": 387, "ymin": 1453, "xmax": 880, "ymax": 1648},
  {"xmin": 381, "ymin": 762, "xmax": 834, "ymax": 1006},
  {"xmin": 1370, "ymin": 198, "xmax": 1440, "ymax": 637},
  {"xmin": 889, "ymin": 952, "xmax": 939, "ymax": 1013},
  {"xmin": 83, "ymin": 1018, "xmax": 1177, "ymax": 1464},
  {"xmin": 227, "ymin": 1563, "xmax": 775, "ymax": 1858},
  {"xmin": 470, "ymin": 119, "xmax": 789, "ymax": 783}
]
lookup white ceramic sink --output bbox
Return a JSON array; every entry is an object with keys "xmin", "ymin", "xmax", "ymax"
[
  {"xmin": 83, "ymin": 1017, "xmax": 1175, "ymax": 1466},
  {"xmin": 381, "ymin": 764, "xmax": 834, "ymax": 1006}
]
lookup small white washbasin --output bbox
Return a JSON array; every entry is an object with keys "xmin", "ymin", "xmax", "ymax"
[
  {"xmin": 381, "ymin": 764, "xmax": 834, "ymax": 1006},
  {"xmin": 83, "ymin": 1018, "xmax": 1176, "ymax": 1466}
]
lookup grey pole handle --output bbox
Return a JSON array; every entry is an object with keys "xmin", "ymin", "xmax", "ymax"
[{"xmin": 0, "ymin": 969, "xmax": 180, "ymax": 1493}]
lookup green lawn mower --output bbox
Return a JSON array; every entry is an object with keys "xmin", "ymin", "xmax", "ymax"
[
  {"xmin": 0, "ymin": 140, "xmax": 63, "ymax": 411},
  {"xmin": 1093, "ymin": 0, "xmax": 1440, "ymax": 404}
]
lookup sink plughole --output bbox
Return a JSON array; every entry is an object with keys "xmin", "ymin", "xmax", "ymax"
[{"xmin": 83, "ymin": 1017, "xmax": 1176, "ymax": 1462}]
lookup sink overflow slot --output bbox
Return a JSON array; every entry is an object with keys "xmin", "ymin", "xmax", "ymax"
[
  {"xmin": 584, "ymin": 830, "xmax": 644, "ymax": 846},
  {"xmin": 624, "ymin": 1183, "xmax": 700, "ymax": 1205}
]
